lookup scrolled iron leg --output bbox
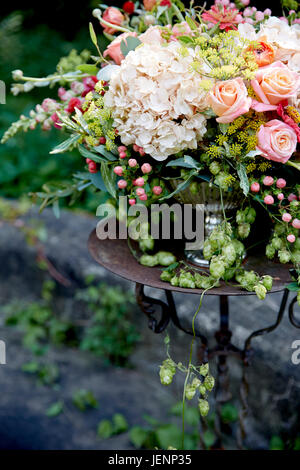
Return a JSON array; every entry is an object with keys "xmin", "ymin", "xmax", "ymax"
[
  {"xmin": 135, "ymin": 283, "xmax": 171, "ymax": 333},
  {"xmin": 288, "ymin": 295, "xmax": 300, "ymax": 329}
]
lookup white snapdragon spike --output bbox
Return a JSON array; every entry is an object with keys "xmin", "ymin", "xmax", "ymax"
[{"xmin": 104, "ymin": 42, "xmax": 208, "ymax": 161}]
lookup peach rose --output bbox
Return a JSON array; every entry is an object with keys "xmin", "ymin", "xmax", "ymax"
[
  {"xmin": 143, "ymin": 0, "xmax": 157, "ymax": 11},
  {"xmin": 103, "ymin": 32, "xmax": 137, "ymax": 65},
  {"xmin": 251, "ymin": 61, "xmax": 300, "ymax": 112},
  {"xmin": 208, "ymin": 78, "xmax": 252, "ymax": 124},
  {"xmin": 257, "ymin": 119, "xmax": 297, "ymax": 164},
  {"xmin": 101, "ymin": 7, "xmax": 125, "ymax": 34}
]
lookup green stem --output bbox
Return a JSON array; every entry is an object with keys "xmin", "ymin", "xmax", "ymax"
[
  {"xmin": 93, "ymin": 11, "xmax": 133, "ymax": 33},
  {"xmin": 172, "ymin": 4, "xmax": 185, "ymax": 22}
]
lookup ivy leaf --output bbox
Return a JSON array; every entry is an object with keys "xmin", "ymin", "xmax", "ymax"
[
  {"xmin": 286, "ymin": 281, "xmax": 299, "ymax": 292},
  {"xmin": 120, "ymin": 36, "xmax": 142, "ymax": 57},
  {"xmin": 50, "ymin": 134, "xmax": 80, "ymax": 154},
  {"xmin": 237, "ymin": 163, "xmax": 249, "ymax": 197},
  {"xmin": 101, "ymin": 162, "xmax": 117, "ymax": 198}
]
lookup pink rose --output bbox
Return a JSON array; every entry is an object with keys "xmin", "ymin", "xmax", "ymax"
[
  {"xmin": 251, "ymin": 61, "xmax": 300, "ymax": 112},
  {"xmin": 257, "ymin": 119, "xmax": 297, "ymax": 164},
  {"xmin": 103, "ymin": 32, "xmax": 137, "ymax": 65},
  {"xmin": 139, "ymin": 26, "xmax": 163, "ymax": 45},
  {"xmin": 208, "ymin": 78, "xmax": 252, "ymax": 123},
  {"xmin": 101, "ymin": 7, "xmax": 125, "ymax": 34}
]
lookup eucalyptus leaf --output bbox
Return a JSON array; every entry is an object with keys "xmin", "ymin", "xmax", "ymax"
[
  {"xmin": 287, "ymin": 160, "xmax": 300, "ymax": 171},
  {"xmin": 237, "ymin": 163, "xmax": 249, "ymax": 197},
  {"xmin": 120, "ymin": 36, "xmax": 142, "ymax": 57},
  {"xmin": 78, "ymin": 144, "xmax": 111, "ymax": 163},
  {"xmin": 90, "ymin": 172, "xmax": 107, "ymax": 191},
  {"xmin": 76, "ymin": 64, "xmax": 99, "ymax": 75},
  {"xmin": 50, "ymin": 134, "xmax": 80, "ymax": 154},
  {"xmin": 89, "ymin": 22, "xmax": 98, "ymax": 47},
  {"xmin": 166, "ymin": 155, "xmax": 201, "ymax": 170},
  {"xmin": 178, "ymin": 35, "xmax": 194, "ymax": 44},
  {"xmin": 159, "ymin": 171, "xmax": 197, "ymax": 201},
  {"xmin": 101, "ymin": 162, "xmax": 117, "ymax": 198},
  {"xmin": 94, "ymin": 145, "xmax": 117, "ymax": 161},
  {"xmin": 286, "ymin": 281, "xmax": 299, "ymax": 292}
]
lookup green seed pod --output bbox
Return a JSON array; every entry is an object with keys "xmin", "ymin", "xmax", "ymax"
[
  {"xmin": 209, "ymin": 161, "xmax": 221, "ymax": 175},
  {"xmin": 178, "ymin": 274, "xmax": 196, "ymax": 289},
  {"xmin": 262, "ymin": 275, "xmax": 273, "ymax": 291},
  {"xmin": 271, "ymin": 237, "xmax": 283, "ymax": 250},
  {"xmin": 278, "ymin": 249, "xmax": 291, "ymax": 264},
  {"xmin": 139, "ymin": 236, "xmax": 155, "ymax": 252},
  {"xmin": 140, "ymin": 254, "xmax": 159, "ymax": 267},
  {"xmin": 157, "ymin": 251, "xmax": 177, "ymax": 266},
  {"xmin": 266, "ymin": 244, "xmax": 276, "ymax": 259},
  {"xmin": 170, "ymin": 275, "xmax": 179, "ymax": 287},
  {"xmin": 254, "ymin": 283, "xmax": 267, "ymax": 300},
  {"xmin": 245, "ymin": 207, "xmax": 256, "ymax": 224},
  {"xmin": 199, "ymin": 363, "xmax": 209, "ymax": 377},
  {"xmin": 159, "ymin": 367, "xmax": 174, "ymax": 386},
  {"xmin": 192, "ymin": 377, "xmax": 201, "ymax": 389},
  {"xmin": 236, "ymin": 210, "xmax": 246, "ymax": 225},
  {"xmin": 160, "ymin": 270, "xmax": 174, "ymax": 282},
  {"xmin": 185, "ymin": 385, "xmax": 196, "ymax": 400},
  {"xmin": 210, "ymin": 256, "xmax": 226, "ymax": 279},
  {"xmin": 189, "ymin": 181, "xmax": 198, "ymax": 195},
  {"xmin": 222, "ymin": 243, "xmax": 237, "ymax": 266},
  {"xmin": 198, "ymin": 399, "xmax": 210, "ymax": 417},
  {"xmin": 204, "ymin": 375, "xmax": 215, "ymax": 392},
  {"xmin": 238, "ymin": 223, "xmax": 251, "ymax": 239}
]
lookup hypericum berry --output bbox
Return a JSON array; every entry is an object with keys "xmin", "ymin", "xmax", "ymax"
[
  {"xmin": 136, "ymin": 187, "xmax": 145, "ymax": 197},
  {"xmin": 288, "ymin": 193, "xmax": 297, "ymax": 202},
  {"xmin": 129, "ymin": 198, "xmax": 136, "ymax": 206},
  {"xmin": 133, "ymin": 144, "xmax": 139, "ymax": 152},
  {"xmin": 263, "ymin": 176, "xmax": 274, "ymax": 186},
  {"xmin": 139, "ymin": 193, "xmax": 148, "ymax": 201},
  {"xmin": 264, "ymin": 195, "xmax": 274, "ymax": 205},
  {"xmin": 292, "ymin": 219, "xmax": 300, "ymax": 229},
  {"xmin": 86, "ymin": 158, "xmax": 92, "ymax": 164},
  {"xmin": 128, "ymin": 159, "xmax": 137, "ymax": 168},
  {"xmin": 139, "ymin": 148, "xmax": 146, "ymax": 156},
  {"xmin": 118, "ymin": 146, "xmax": 127, "ymax": 153},
  {"xmin": 119, "ymin": 151, "xmax": 127, "ymax": 159},
  {"xmin": 113, "ymin": 166, "xmax": 123, "ymax": 176},
  {"xmin": 153, "ymin": 186, "xmax": 162, "ymax": 195},
  {"xmin": 118, "ymin": 179, "xmax": 127, "ymax": 189},
  {"xmin": 287, "ymin": 234, "xmax": 296, "ymax": 243},
  {"xmin": 282, "ymin": 212, "xmax": 292, "ymax": 222},
  {"xmin": 277, "ymin": 193, "xmax": 284, "ymax": 201},
  {"xmin": 122, "ymin": 1, "xmax": 135, "ymax": 14},
  {"xmin": 276, "ymin": 178, "xmax": 286, "ymax": 189},
  {"xmin": 99, "ymin": 137, "xmax": 106, "ymax": 145},
  {"xmin": 251, "ymin": 182, "xmax": 260, "ymax": 192},
  {"xmin": 141, "ymin": 163, "xmax": 152, "ymax": 174},
  {"xmin": 135, "ymin": 177, "xmax": 145, "ymax": 187},
  {"xmin": 88, "ymin": 162, "xmax": 97, "ymax": 173}
]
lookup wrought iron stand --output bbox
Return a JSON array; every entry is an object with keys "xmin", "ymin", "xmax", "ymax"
[{"xmin": 88, "ymin": 230, "xmax": 300, "ymax": 449}]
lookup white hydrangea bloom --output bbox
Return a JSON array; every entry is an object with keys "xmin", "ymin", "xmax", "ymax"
[{"xmin": 104, "ymin": 42, "xmax": 208, "ymax": 161}]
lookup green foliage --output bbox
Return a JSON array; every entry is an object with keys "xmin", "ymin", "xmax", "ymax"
[
  {"xmin": 77, "ymin": 282, "xmax": 140, "ymax": 366},
  {"xmin": 22, "ymin": 361, "xmax": 60, "ymax": 385},
  {"xmin": 97, "ymin": 414, "xmax": 129, "ymax": 438},
  {"xmin": 270, "ymin": 435, "xmax": 285, "ymax": 450},
  {"xmin": 72, "ymin": 389, "xmax": 98, "ymax": 411},
  {"xmin": 46, "ymin": 401, "xmax": 64, "ymax": 417}
]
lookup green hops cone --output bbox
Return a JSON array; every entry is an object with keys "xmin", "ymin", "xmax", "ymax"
[{"xmin": 198, "ymin": 399, "xmax": 209, "ymax": 417}]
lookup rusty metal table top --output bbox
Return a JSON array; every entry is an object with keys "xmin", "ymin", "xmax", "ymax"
[{"xmin": 88, "ymin": 229, "xmax": 292, "ymax": 296}]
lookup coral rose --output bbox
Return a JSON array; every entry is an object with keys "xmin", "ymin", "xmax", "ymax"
[
  {"xmin": 101, "ymin": 7, "xmax": 125, "ymax": 34},
  {"xmin": 251, "ymin": 61, "xmax": 300, "ymax": 112},
  {"xmin": 103, "ymin": 32, "xmax": 137, "ymax": 65},
  {"xmin": 208, "ymin": 78, "xmax": 252, "ymax": 123},
  {"xmin": 256, "ymin": 119, "xmax": 297, "ymax": 164}
]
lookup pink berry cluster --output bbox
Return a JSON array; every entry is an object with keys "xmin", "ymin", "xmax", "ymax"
[
  {"xmin": 86, "ymin": 137, "xmax": 107, "ymax": 173},
  {"xmin": 113, "ymin": 145, "xmax": 164, "ymax": 204},
  {"xmin": 250, "ymin": 175, "xmax": 299, "ymax": 244}
]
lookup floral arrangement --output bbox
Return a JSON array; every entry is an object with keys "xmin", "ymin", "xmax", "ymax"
[{"xmin": 2, "ymin": 0, "xmax": 300, "ymax": 445}]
